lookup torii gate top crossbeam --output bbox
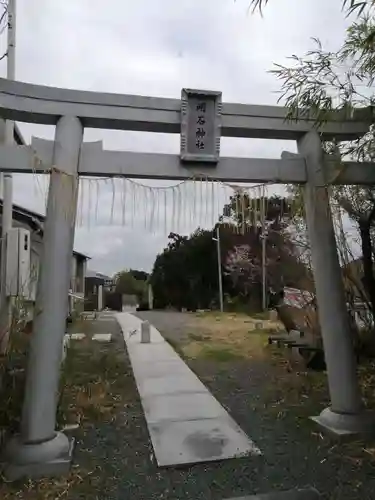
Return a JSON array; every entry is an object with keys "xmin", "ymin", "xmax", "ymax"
[
  {"xmin": 1, "ymin": 139, "xmax": 374, "ymax": 185},
  {"xmin": 0, "ymin": 78, "xmax": 370, "ymax": 141}
]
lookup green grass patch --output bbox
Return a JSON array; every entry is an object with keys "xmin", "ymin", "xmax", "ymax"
[{"xmin": 199, "ymin": 345, "xmax": 245, "ymax": 362}]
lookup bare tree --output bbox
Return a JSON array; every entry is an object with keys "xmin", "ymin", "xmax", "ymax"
[{"xmin": 245, "ymin": 0, "xmax": 375, "ymax": 325}]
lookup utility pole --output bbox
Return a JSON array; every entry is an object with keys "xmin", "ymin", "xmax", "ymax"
[
  {"xmin": 0, "ymin": 0, "xmax": 16, "ymax": 353},
  {"xmin": 214, "ymin": 225, "xmax": 224, "ymax": 313},
  {"xmin": 261, "ymin": 186, "xmax": 267, "ymax": 311},
  {"xmin": 4, "ymin": 0, "xmax": 15, "ymax": 232}
]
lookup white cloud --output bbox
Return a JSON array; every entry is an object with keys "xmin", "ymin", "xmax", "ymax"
[{"xmin": 1, "ymin": 0, "xmax": 353, "ymax": 274}]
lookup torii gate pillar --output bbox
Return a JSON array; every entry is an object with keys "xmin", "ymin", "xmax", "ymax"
[
  {"xmin": 299, "ymin": 130, "xmax": 372, "ymax": 434},
  {"xmin": 4, "ymin": 115, "xmax": 83, "ymax": 479}
]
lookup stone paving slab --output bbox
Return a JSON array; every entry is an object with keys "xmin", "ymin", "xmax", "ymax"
[
  {"xmin": 137, "ymin": 373, "xmax": 207, "ymax": 397},
  {"xmin": 92, "ymin": 333, "xmax": 112, "ymax": 342},
  {"xmin": 143, "ymin": 392, "xmax": 227, "ymax": 424},
  {"xmin": 132, "ymin": 358, "xmax": 193, "ymax": 381},
  {"xmin": 65, "ymin": 333, "xmax": 86, "ymax": 340},
  {"xmin": 81, "ymin": 312, "xmax": 95, "ymax": 319},
  {"xmin": 116, "ymin": 312, "xmax": 261, "ymax": 467},
  {"xmin": 127, "ymin": 342, "xmax": 180, "ymax": 362},
  {"xmin": 150, "ymin": 415, "xmax": 260, "ymax": 466}
]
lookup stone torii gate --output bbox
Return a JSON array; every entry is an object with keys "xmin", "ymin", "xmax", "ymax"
[{"xmin": 0, "ymin": 78, "xmax": 374, "ymax": 479}]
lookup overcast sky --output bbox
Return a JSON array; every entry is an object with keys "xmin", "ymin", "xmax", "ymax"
[{"xmin": 0, "ymin": 0, "xmax": 353, "ymax": 276}]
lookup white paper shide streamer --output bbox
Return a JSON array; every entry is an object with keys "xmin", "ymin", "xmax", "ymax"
[{"xmin": 75, "ymin": 176, "xmax": 270, "ymax": 234}]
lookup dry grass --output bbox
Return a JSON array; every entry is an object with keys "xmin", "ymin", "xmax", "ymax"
[
  {"xmin": 181, "ymin": 311, "xmax": 282, "ymax": 361},
  {"xmin": 180, "ymin": 314, "xmax": 375, "ymax": 426},
  {"xmin": 169, "ymin": 312, "xmax": 331, "ymax": 421},
  {"xmin": 0, "ymin": 468, "xmax": 96, "ymax": 500},
  {"xmin": 57, "ymin": 337, "xmax": 133, "ymax": 428},
  {"xmin": 358, "ymin": 360, "xmax": 375, "ymax": 410},
  {"xmin": 0, "ymin": 322, "xmax": 136, "ymax": 499},
  {"xmin": 0, "ymin": 330, "xmax": 30, "ymax": 446}
]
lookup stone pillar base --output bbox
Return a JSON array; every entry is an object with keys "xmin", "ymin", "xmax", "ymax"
[
  {"xmin": 2, "ymin": 432, "xmax": 74, "ymax": 481},
  {"xmin": 311, "ymin": 407, "xmax": 375, "ymax": 438}
]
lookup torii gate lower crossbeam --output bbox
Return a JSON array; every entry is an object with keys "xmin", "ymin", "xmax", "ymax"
[{"xmin": 0, "ymin": 79, "xmax": 373, "ymax": 480}]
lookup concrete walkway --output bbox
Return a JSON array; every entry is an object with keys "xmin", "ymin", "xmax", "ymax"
[{"xmin": 116, "ymin": 312, "xmax": 261, "ymax": 467}]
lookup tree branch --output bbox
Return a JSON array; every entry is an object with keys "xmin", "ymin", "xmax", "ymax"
[{"xmin": 0, "ymin": 4, "xmax": 7, "ymax": 28}]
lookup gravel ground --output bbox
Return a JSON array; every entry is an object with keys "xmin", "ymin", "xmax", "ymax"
[
  {"xmin": 137, "ymin": 310, "xmax": 194, "ymax": 343},
  {"xmin": 2, "ymin": 312, "xmax": 375, "ymax": 499},
  {"xmin": 134, "ymin": 311, "xmax": 375, "ymax": 500}
]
